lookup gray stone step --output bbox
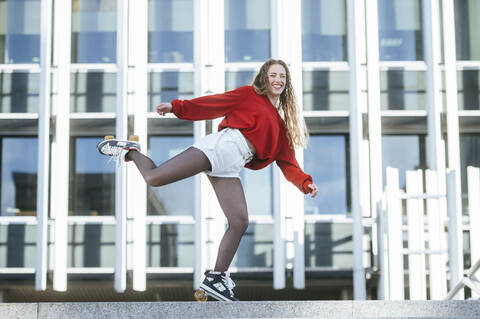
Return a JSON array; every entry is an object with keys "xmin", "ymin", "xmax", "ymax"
[{"xmin": 1, "ymin": 300, "xmax": 479, "ymax": 319}]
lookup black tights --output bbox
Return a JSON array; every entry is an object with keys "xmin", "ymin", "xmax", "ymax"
[{"xmin": 128, "ymin": 148, "xmax": 248, "ymax": 272}]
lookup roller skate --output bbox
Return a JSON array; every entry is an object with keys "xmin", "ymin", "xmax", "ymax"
[
  {"xmin": 194, "ymin": 271, "xmax": 239, "ymax": 302},
  {"xmin": 97, "ymin": 135, "xmax": 141, "ymax": 162}
]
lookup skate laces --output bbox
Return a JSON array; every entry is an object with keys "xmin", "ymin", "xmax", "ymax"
[{"xmin": 222, "ymin": 272, "xmax": 236, "ymax": 295}]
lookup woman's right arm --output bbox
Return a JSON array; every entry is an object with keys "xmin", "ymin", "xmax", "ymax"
[{"xmin": 157, "ymin": 86, "xmax": 248, "ymax": 121}]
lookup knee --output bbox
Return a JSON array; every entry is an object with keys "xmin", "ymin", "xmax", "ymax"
[
  {"xmin": 231, "ymin": 214, "xmax": 249, "ymax": 234},
  {"xmin": 144, "ymin": 174, "xmax": 162, "ymax": 187}
]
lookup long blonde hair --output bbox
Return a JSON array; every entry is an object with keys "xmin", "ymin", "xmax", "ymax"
[{"xmin": 252, "ymin": 59, "xmax": 309, "ymax": 149}]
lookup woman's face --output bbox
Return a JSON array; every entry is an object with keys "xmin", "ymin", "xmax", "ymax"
[{"xmin": 266, "ymin": 64, "xmax": 287, "ymax": 98}]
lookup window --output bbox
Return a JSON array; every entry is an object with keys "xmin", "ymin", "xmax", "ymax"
[
  {"xmin": 0, "ymin": 0, "xmax": 41, "ymax": 64},
  {"xmin": 1, "ymin": 137, "xmax": 38, "ymax": 216},
  {"xmin": 70, "ymin": 71, "xmax": 116, "ymax": 112},
  {"xmin": 147, "ymin": 224, "xmax": 194, "ymax": 267},
  {"xmin": 304, "ymin": 135, "xmax": 349, "ymax": 215},
  {"xmin": 224, "ymin": 0, "xmax": 270, "ymax": 62},
  {"xmin": 380, "ymin": 70, "xmax": 426, "ymax": 110},
  {"xmin": 382, "ymin": 135, "xmax": 426, "ymax": 189},
  {"xmin": 455, "ymin": 0, "xmax": 480, "ymax": 61},
  {"xmin": 378, "ymin": 0, "xmax": 423, "ymax": 61},
  {"xmin": 0, "ymin": 71, "xmax": 39, "ymax": 113},
  {"xmin": 231, "ymin": 224, "xmax": 273, "ymax": 268},
  {"xmin": 457, "ymin": 70, "xmax": 480, "ymax": 110},
  {"xmin": 68, "ymin": 224, "xmax": 115, "ymax": 267},
  {"xmin": 69, "ymin": 137, "xmax": 115, "ymax": 216},
  {"xmin": 301, "ymin": 0, "xmax": 347, "ymax": 61},
  {"xmin": 148, "ymin": 71, "xmax": 194, "ymax": 111},
  {"xmin": 0, "ymin": 224, "xmax": 36, "ymax": 267},
  {"xmin": 303, "ymin": 70, "xmax": 349, "ymax": 111},
  {"xmin": 71, "ymin": 0, "xmax": 117, "ymax": 63},
  {"xmin": 225, "ymin": 71, "xmax": 255, "ymax": 91},
  {"xmin": 147, "ymin": 136, "xmax": 194, "ymax": 216},
  {"xmin": 148, "ymin": 0, "xmax": 194, "ymax": 63},
  {"xmin": 460, "ymin": 134, "xmax": 480, "ymax": 196}
]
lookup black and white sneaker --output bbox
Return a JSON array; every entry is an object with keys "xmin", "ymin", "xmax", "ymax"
[{"xmin": 199, "ymin": 271, "xmax": 239, "ymax": 301}]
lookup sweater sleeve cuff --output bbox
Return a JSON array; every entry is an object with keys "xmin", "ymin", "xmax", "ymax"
[
  {"xmin": 301, "ymin": 177, "xmax": 313, "ymax": 194},
  {"xmin": 171, "ymin": 99, "xmax": 182, "ymax": 117}
]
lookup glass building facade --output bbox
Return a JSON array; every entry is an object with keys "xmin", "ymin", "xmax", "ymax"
[{"xmin": 0, "ymin": 0, "xmax": 479, "ymax": 302}]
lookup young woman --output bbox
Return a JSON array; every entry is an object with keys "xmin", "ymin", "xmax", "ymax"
[{"xmin": 103, "ymin": 59, "xmax": 318, "ymax": 301}]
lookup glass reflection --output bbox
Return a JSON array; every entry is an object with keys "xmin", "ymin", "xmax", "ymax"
[
  {"xmin": 71, "ymin": 0, "xmax": 117, "ymax": 63},
  {"xmin": 302, "ymin": 0, "xmax": 347, "ymax": 61},
  {"xmin": 225, "ymin": 0, "xmax": 270, "ymax": 62},
  {"xmin": 460, "ymin": 134, "xmax": 480, "ymax": 196},
  {"xmin": 147, "ymin": 224, "xmax": 194, "ymax": 267},
  {"xmin": 0, "ymin": 225, "xmax": 36, "ymax": 267},
  {"xmin": 304, "ymin": 135, "xmax": 348, "ymax": 215},
  {"xmin": 148, "ymin": 72, "xmax": 194, "ymax": 111},
  {"xmin": 239, "ymin": 166, "xmax": 273, "ymax": 216},
  {"xmin": 305, "ymin": 223, "xmax": 353, "ymax": 267},
  {"xmin": 0, "ymin": 72, "xmax": 39, "ymax": 113},
  {"xmin": 378, "ymin": 0, "xmax": 423, "ymax": 61},
  {"xmin": 68, "ymin": 224, "xmax": 115, "ymax": 267},
  {"xmin": 148, "ymin": 136, "xmax": 194, "ymax": 216},
  {"xmin": 455, "ymin": 0, "xmax": 480, "ymax": 61},
  {"xmin": 70, "ymin": 72, "xmax": 116, "ymax": 112},
  {"xmin": 303, "ymin": 71, "xmax": 349, "ymax": 111},
  {"xmin": 380, "ymin": 70, "xmax": 426, "ymax": 110},
  {"xmin": 457, "ymin": 70, "xmax": 480, "ymax": 110},
  {"xmin": 225, "ymin": 71, "xmax": 255, "ymax": 91},
  {"xmin": 1, "ymin": 137, "xmax": 38, "ymax": 216},
  {"xmin": 0, "ymin": 0, "xmax": 40, "ymax": 63},
  {"xmin": 231, "ymin": 223, "xmax": 273, "ymax": 268},
  {"xmin": 148, "ymin": 0, "xmax": 194, "ymax": 63},
  {"xmin": 382, "ymin": 135, "xmax": 426, "ymax": 189},
  {"xmin": 69, "ymin": 137, "xmax": 115, "ymax": 216}
]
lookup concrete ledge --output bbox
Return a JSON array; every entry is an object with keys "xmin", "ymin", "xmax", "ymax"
[
  {"xmin": 0, "ymin": 303, "xmax": 37, "ymax": 319},
  {"xmin": 0, "ymin": 300, "xmax": 479, "ymax": 319}
]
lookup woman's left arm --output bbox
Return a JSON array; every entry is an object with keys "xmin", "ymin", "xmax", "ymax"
[{"xmin": 275, "ymin": 144, "xmax": 318, "ymax": 197}]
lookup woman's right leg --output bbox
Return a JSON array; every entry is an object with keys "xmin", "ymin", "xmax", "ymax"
[{"xmin": 127, "ymin": 147, "xmax": 212, "ymax": 186}]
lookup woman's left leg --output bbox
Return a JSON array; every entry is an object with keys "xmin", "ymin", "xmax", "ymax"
[{"xmin": 207, "ymin": 176, "xmax": 249, "ymax": 272}]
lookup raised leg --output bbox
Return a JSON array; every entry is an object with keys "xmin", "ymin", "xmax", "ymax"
[
  {"xmin": 207, "ymin": 176, "xmax": 249, "ymax": 272},
  {"xmin": 127, "ymin": 147, "xmax": 212, "ymax": 187}
]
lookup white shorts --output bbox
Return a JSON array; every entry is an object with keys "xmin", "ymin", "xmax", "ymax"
[{"xmin": 192, "ymin": 128, "xmax": 254, "ymax": 178}]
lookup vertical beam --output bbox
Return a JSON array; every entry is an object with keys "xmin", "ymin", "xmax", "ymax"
[
  {"xmin": 406, "ymin": 170, "xmax": 426, "ymax": 300},
  {"xmin": 51, "ymin": 0, "xmax": 71, "ymax": 292},
  {"xmin": 193, "ymin": 0, "xmax": 211, "ymax": 289},
  {"xmin": 35, "ymin": 0, "xmax": 53, "ymax": 291},
  {"xmin": 426, "ymin": 170, "xmax": 447, "ymax": 299},
  {"xmin": 271, "ymin": 0, "xmax": 305, "ymax": 290},
  {"xmin": 423, "ymin": 0, "xmax": 446, "ymax": 173},
  {"xmin": 446, "ymin": 169, "xmax": 464, "ymax": 299},
  {"xmin": 114, "ymin": 0, "xmax": 128, "ymax": 292},
  {"xmin": 130, "ymin": 0, "xmax": 148, "ymax": 292},
  {"xmin": 385, "ymin": 167, "xmax": 405, "ymax": 300},
  {"xmin": 467, "ymin": 166, "xmax": 480, "ymax": 298},
  {"xmin": 347, "ymin": 0, "xmax": 367, "ymax": 300},
  {"xmin": 442, "ymin": 1, "xmax": 463, "ymax": 267}
]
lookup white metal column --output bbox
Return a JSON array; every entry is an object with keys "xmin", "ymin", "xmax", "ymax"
[
  {"xmin": 193, "ymin": 0, "xmax": 226, "ymax": 287},
  {"xmin": 442, "ymin": 0, "xmax": 464, "ymax": 299},
  {"xmin": 114, "ymin": 0, "xmax": 129, "ymax": 293},
  {"xmin": 51, "ymin": 0, "xmax": 71, "ymax": 292},
  {"xmin": 446, "ymin": 170, "xmax": 464, "ymax": 299},
  {"xmin": 129, "ymin": 0, "xmax": 148, "ymax": 292},
  {"xmin": 272, "ymin": 0, "xmax": 305, "ymax": 290},
  {"xmin": 35, "ymin": 0, "xmax": 53, "ymax": 291},
  {"xmin": 347, "ymin": 0, "xmax": 367, "ymax": 300},
  {"xmin": 467, "ymin": 166, "xmax": 480, "ymax": 298},
  {"xmin": 423, "ymin": 0, "xmax": 449, "ymax": 300}
]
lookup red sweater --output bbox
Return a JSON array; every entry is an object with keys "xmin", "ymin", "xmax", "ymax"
[{"xmin": 171, "ymin": 85, "xmax": 313, "ymax": 194}]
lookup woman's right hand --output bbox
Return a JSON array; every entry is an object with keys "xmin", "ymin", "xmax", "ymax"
[{"xmin": 156, "ymin": 102, "xmax": 172, "ymax": 116}]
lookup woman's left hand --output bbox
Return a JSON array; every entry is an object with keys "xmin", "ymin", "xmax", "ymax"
[{"xmin": 308, "ymin": 184, "xmax": 318, "ymax": 198}]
